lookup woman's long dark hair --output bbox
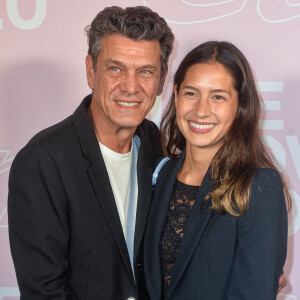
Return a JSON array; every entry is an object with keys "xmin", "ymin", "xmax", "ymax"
[{"xmin": 161, "ymin": 41, "xmax": 291, "ymax": 216}]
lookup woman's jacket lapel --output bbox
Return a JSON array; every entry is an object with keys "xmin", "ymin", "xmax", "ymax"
[
  {"xmin": 144, "ymin": 150, "xmax": 215, "ymax": 300},
  {"xmin": 144, "ymin": 153, "xmax": 184, "ymax": 299},
  {"xmin": 165, "ymin": 169, "xmax": 215, "ymax": 300}
]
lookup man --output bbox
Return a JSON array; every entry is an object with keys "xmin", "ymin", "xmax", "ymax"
[{"xmin": 8, "ymin": 6, "xmax": 174, "ymax": 299}]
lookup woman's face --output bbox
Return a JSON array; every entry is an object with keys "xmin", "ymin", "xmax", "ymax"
[{"xmin": 175, "ymin": 62, "xmax": 238, "ymax": 153}]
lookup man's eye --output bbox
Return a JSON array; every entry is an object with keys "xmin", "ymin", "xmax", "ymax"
[
  {"xmin": 140, "ymin": 70, "xmax": 151, "ymax": 75},
  {"xmin": 110, "ymin": 67, "xmax": 120, "ymax": 72}
]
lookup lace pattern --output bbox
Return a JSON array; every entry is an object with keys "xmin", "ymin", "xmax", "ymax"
[{"xmin": 159, "ymin": 179, "xmax": 199, "ymax": 297}]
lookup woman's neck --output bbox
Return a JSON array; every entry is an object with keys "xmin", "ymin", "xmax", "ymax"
[{"xmin": 177, "ymin": 144, "xmax": 219, "ymax": 186}]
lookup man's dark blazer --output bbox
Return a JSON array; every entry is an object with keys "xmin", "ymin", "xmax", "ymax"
[
  {"xmin": 144, "ymin": 153, "xmax": 288, "ymax": 300},
  {"xmin": 8, "ymin": 95, "xmax": 162, "ymax": 300}
]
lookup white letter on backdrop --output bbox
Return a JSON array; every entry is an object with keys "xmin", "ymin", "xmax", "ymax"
[
  {"xmin": 263, "ymin": 135, "xmax": 286, "ymax": 170},
  {"xmin": 286, "ymin": 136, "xmax": 300, "ymax": 181},
  {"xmin": 289, "ymin": 190, "xmax": 300, "ymax": 236},
  {"xmin": 7, "ymin": 0, "xmax": 47, "ymax": 30}
]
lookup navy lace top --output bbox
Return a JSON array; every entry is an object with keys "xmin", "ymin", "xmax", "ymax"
[{"xmin": 159, "ymin": 179, "xmax": 200, "ymax": 297}]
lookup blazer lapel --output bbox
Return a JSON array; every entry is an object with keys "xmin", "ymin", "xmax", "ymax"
[
  {"xmin": 133, "ymin": 137, "xmax": 153, "ymax": 261},
  {"xmin": 72, "ymin": 95, "xmax": 134, "ymax": 284},
  {"xmin": 166, "ymin": 171, "xmax": 215, "ymax": 300},
  {"xmin": 88, "ymin": 157, "xmax": 134, "ymax": 282},
  {"xmin": 133, "ymin": 122, "xmax": 165, "ymax": 263},
  {"xmin": 145, "ymin": 155, "xmax": 185, "ymax": 299}
]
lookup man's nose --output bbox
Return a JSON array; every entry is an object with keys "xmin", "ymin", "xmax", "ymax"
[{"xmin": 119, "ymin": 71, "xmax": 140, "ymax": 95}]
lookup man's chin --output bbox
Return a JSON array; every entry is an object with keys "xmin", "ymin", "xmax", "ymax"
[
  {"xmin": 114, "ymin": 121, "xmax": 142, "ymax": 132},
  {"xmin": 115, "ymin": 116, "xmax": 145, "ymax": 129}
]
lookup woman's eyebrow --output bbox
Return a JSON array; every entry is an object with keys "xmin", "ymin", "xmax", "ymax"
[
  {"xmin": 181, "ymin": 85, "xmax": 199, "ymax": 92},
  {"xmin": 209, "ymin": 89, "xmax": 230, "ymax": 94}
]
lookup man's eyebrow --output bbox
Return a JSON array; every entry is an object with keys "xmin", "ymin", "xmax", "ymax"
[
  {"xmin": 105, "ymin": 60, "xmax": 158, "ymax": 70},
  {"xmin": 137, "ymin": 64, "xmax": 157, "ymax": 70},
  {"xmin": 105, "ymin": 59, "xmax": 126, "ymax": 67}
]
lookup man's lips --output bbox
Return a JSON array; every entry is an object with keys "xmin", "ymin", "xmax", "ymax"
[{"xmin": 115, "ymin": 100, "xmax": 140, "ymax": 107}]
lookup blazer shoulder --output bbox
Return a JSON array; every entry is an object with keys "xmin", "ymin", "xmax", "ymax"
[
  {"xmin": 254, "ymin": 167, "xmax": 281, "ymax": 181},
  {"xmin": 252, "ymin": 167, "xmax": 283, "ymax": 194},
  {"xmin": 10, "ymin": 116, "xmax": 73, "ymax": 172},
  {"xmin": 11, "ymin": 112, "xmax": 81, "ymax": 174},
  {"xmin": 26, "ymin": 95, "xmax": 92, "ymax": 151},
  {"xmin": 138, "ymin": 119, "xmax": 160, "ymax": 141},
  {"xmin": 249, "ymin": 167, "xmax": 285, "ymax": 211},
  {"xmin": 137, "ymin": 119, "xmax": 163, "ymax": 159},
  {"xmin": 27, "ymin": 115, "xmax": 74, "ymax": 148}
]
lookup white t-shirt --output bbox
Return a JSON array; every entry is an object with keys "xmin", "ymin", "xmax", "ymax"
[{"xmin": 99, "ymin": 141, "xmax": 133, "ymax": 239}]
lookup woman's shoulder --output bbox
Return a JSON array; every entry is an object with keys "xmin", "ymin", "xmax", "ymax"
[
  {"xmin": 249, "ymin": 167, "xmax": 285, "ymax": 210},
  {"xmin": 253, "ymin": 167, "xmax": 281, "ymax": 179},
  {"xmin": 252, "ymin": 167, "xmax": 283, "ymax": 189}
]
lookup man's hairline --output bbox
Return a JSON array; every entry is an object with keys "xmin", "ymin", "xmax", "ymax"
[{"xmin": 92, "ymin": 33, "xmax": 166, "ymax": 77}]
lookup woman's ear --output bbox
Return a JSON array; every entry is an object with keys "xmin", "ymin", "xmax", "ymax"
[{"xmin": 174, "ymin": 85, "xmax": 178, "ymax": 108}]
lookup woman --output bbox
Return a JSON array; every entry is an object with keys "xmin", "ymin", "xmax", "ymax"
[{"xmin": 144, "ymin": 41, "xmax": 290, "ymax": 300}]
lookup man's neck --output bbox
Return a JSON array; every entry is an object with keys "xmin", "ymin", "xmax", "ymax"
[
  {"xmin": 97, "ymin": 132, "xmax": 134, "ymax": 154},
  {"xmin": 88, "ymin": 107, "xmax": 136, "ymax": 154}
]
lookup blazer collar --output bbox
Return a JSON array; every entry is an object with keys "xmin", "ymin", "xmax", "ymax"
[
  {"xmin": 134, "ymin": 133, "xmax": 156, "ymax": 262},
  {"xmin": 72, "ymin": 95, "xmax": 100, "ymax": 162}
]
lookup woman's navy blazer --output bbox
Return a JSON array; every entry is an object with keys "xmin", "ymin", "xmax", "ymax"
[{"xmin": 144, "ymin": 153, "xmax": 288, "ymax": 300}]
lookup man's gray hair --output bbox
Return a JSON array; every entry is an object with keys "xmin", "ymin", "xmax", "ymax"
[{"xmin": 85, "ymin": 6, "xmax": 174, "ymax": 76}]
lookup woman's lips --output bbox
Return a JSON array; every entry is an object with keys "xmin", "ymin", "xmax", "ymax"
[{"xmin": 188, "ymin": 121, "xmax": 216, "ymax": 133}]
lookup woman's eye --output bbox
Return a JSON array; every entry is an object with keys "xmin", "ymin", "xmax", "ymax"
[
  {"xmin": 185, "ymin": 91, "xmax": 196, "ymax": 97},
  {"xmin": 213, "ymin": 95, "xmax": 225, "ymax": 101}
]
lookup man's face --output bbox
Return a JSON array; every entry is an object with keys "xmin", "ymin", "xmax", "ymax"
[{"xmin": 86, "ymin": 34, "xmax": 164, "ymax": 134}]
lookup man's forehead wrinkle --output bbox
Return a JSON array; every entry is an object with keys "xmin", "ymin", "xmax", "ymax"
[
  {"xmin": 106, "ymin": 48, "xmax": 158, "ymax": 61},
  {"xmin": 104, "ymin": 59, "xmax": 126, "ymax": 67},
  {"xmin": 98, "ymin": 35, "xmax": 162, "ymax": 75},
  {"xmin": 104, "ymin": 58, "xmax": 158, "ymax": 70},
  {"xmin": 102, "ymin": 34, "xmax": 160, "ymax": 58}
]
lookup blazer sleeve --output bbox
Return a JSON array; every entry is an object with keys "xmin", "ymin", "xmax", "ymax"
[
  {"xmin": 227, "ymin": 168, "xmax": 288, "ymax": 300},
  {"xmin": 8, "ymin": 145, "xmax": 71, "ymax": 299}
]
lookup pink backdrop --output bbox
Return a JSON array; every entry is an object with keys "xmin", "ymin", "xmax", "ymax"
[{"xmin": 1, "ymin": 0, "xmax": 300, "ymax": 298}]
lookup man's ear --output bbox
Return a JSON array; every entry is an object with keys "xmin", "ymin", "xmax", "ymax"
[
  {"xmin": 86, "ymin": 55, "xmax": 95, "ymax": 90},
  {"xmin": 157, "ymin": 67, "xmax": 168, "ymax": 96}
]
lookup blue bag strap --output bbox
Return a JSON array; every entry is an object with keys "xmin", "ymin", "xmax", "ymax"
[{"xmin": 152, "ymin": 157, "xmax": 171, "ymax": 185}]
